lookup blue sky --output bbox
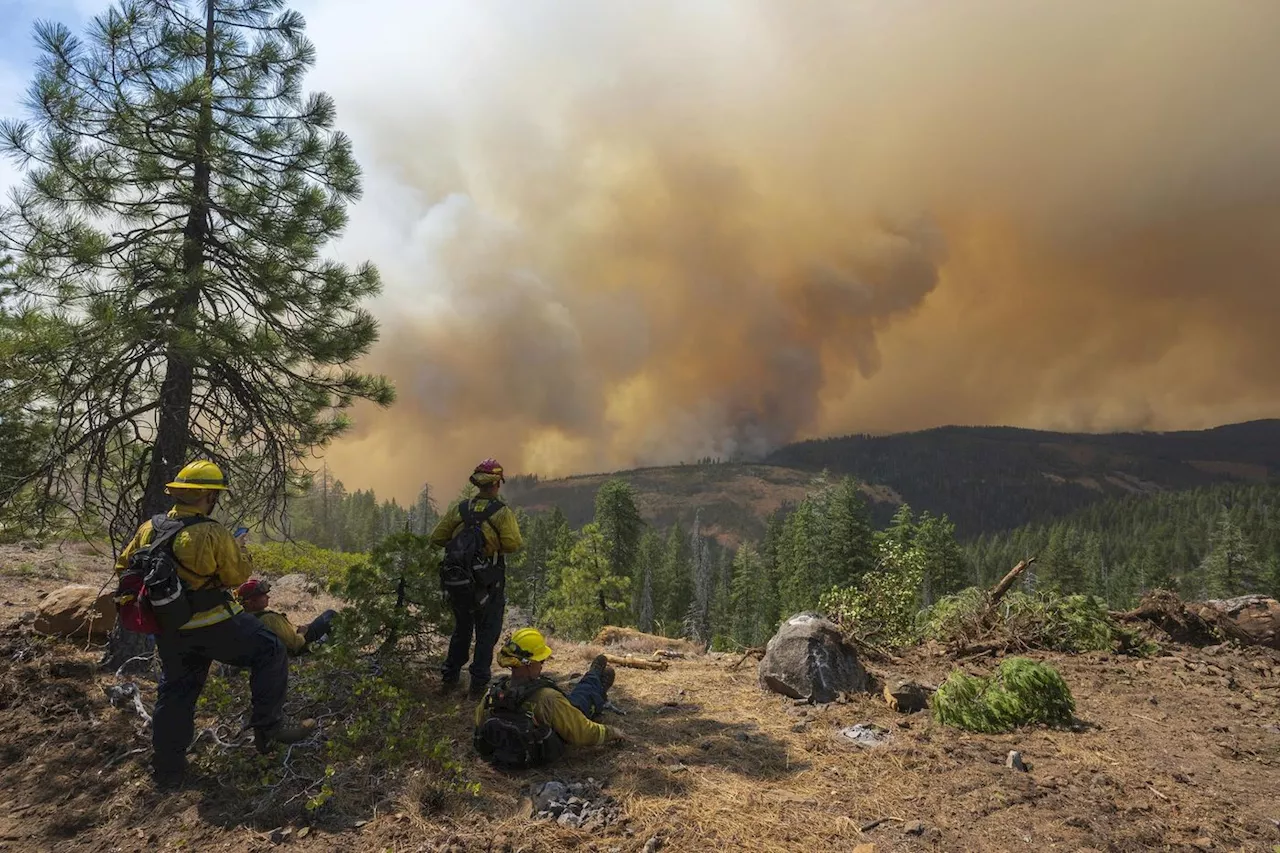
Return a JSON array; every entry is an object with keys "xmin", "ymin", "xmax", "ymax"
[{"xmin": 0, "ymin": 0, "xmax": 98, "ymax": 191}]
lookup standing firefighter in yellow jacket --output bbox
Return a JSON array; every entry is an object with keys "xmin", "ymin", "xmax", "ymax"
[
  {"xmin": 114, "ymin": 461, "xmax": 311, "ymax": 790},
  {"xmin": 430, "ymin": 459, "xmax": 523, "ymax": 698}
]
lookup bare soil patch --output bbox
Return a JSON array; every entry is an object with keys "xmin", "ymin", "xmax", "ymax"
[{"xmin": 0, "ymin": 552, "xmax": 1278, "ymax": 851}]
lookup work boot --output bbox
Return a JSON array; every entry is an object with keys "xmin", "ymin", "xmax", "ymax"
[
  {"xmin": 588, "ymin": 654, "xmax": 608, "ymax": 679},
  {"xmin": 602, "ymin": 665, "xmax": 616, "ymax": 691},
  {"xmin": 254, "ymin": 719, "xmax": 316, "ymax": 754},
  {"xmin": 151, "ymin": 768, "xmax": 188, "ymax": 793},
  {"xmin": 439, "ymin": 677, "xmax": 461, "ymax": 697},
  {"xmin": 467, "ymin": 679, "xmax": 489, "ymax": 701}
]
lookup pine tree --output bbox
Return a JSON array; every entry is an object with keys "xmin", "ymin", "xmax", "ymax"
[
  {"xmin": 635, "ymin": 529, "xmax": 662, "ymax": 633},
  {"xmin": 818, "ymin": 478, "xmax": 877, "ymax": 589},
  {"xmin": 684, "ymin": 510, "xmax": 714, "ymax": 646},
  {"xmin": 913, "ymin": 511, "xmax": 968, "ymax": 605},
  {"xmin": 1200, "ymin": 511, "xmax": 1260, "ymax": 598},
  {"xmin": 0, "ymin": 0, "xmax": 393, "ymax": 546},
  {"xmin": 593, "ymin": 479, "xmax": 645, "ymax": 611},
  {"xmin": 542, "ymin": 522, "xmax": 630, "ymax": 641},
  {"xmin": 655, "ymin": 520, "xmax": 691, "ymax": 633}
]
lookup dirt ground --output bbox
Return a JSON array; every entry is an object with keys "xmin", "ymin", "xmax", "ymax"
[{"xmin": 2, "ymin": 548, "xmax": 1279, "ymax": 852}]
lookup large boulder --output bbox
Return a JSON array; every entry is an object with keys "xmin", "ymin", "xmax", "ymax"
[
  {"xmin": 1194, "ymin": 595, "xmax": 1280, "ymax": 649},
  {"xmin": 757, "ymin": 612, "xmax": 868, "ymax": 703},
  {"xmin": 33, "ymin": 584, "xmax": 116, "ymax": 641}
]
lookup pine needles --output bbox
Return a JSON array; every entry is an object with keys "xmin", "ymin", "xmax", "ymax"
[{"xmin": 932, "ymin": 657, "xmax": 1076, "ymax": 733}]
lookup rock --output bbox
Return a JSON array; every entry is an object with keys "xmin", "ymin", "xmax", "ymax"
[
  {"xmin": 883, "ymin": 678, "xmax": 930, "ymax": 713},
  {"xmin": 791, "ymin": 722, "xmax": 808, "ymax": 733},
  {"xmin": 734, "ymin": 732, "xmax": 750, "ymax": 742},
  {"xmin": 837, "ymin": 723, "xmax": 890, "ymax": 747},
  {"xmin": 33, "ymin": 585, "xmax": 116, "ymax": 640},
  {"xmin": 1194, "ymin": 595, "xmax": 1280, "ymax": 649},
  {"xmin": 1006, "ymin": 750, "xmax": 1028, "ymax": 772},
  {"xmin": 853, "ymin": 845, "xmax": 876, "ymax": 853},
  {"xmin": 757, "ymin": 612, "xmax": 868, "ymax": 703},
  {"xmin": 904, "ymin": 820, "xmax": 926, "ymax": 836},
  {"xmin": 642, "ymin": 838, "xmax": 662, "ymax": 853},
  {"xmin": 531, "ymin": 781, "xmax": 568, "ymax": 814},
  {"xmin": 271, "ymin": 573, "xmax": 318, "ymax": 593}
]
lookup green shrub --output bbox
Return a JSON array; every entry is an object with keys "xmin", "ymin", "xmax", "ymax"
[
  {"xmin": 932, "ymin": 657, "xmax": 1076, "ymax": 733},
  {"xmin": 331, "ymin": 532, "xmax": 449, "ymax": 652},
  {"xmin": 192, "ymin": 644, "xmax": 475, "ymax": 823},
  {"xmin": 821, "ymin": 540, "xmax": 925, "ymax": 648},
  {"xmin": 248, "ymin": 540, "xmax": 367, "ymax": 589}
]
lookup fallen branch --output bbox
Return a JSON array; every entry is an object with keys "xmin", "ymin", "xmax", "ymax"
[
  {"xmin": 981, "ymin": 558, "xmax": 1037, "ymax": 624},
  {"xmin": 603, "ymin": 654, "xmax": 669, "ymax": 671},
  {"xmin": 859, "ymin": 816, "xmax": 905, "ymax": 833},
  {"xmin": 728, "ymin": 647, "xmax": 765, "ymax": 670}
]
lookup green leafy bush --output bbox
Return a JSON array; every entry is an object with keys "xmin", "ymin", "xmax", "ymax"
[
  {"xmin": 932, "ymin": 657, "xmax": 1075, "ymax": 733},
  {"xmin": 248, "ymin": 540, "xmax": 366, "ymax": 589},
  {"xmin": 821, "ymin": 539, "xmax": 924, "ymax": 648}
]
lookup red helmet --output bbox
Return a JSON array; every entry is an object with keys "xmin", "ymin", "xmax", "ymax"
[
  {"xmin": 470, "ymin": 458, "xmax": 505, "ymax": 486},
  {"xmin": 236, "ymin": 578, "xmax": 272, "ymax": 599}
]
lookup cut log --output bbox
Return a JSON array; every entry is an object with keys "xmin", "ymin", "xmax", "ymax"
[{"xmin": 603, "ymin": 654, "xmax": 669, "ymax": 671}]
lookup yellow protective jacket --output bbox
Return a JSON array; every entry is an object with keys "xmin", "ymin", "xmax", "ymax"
[
  {"xmin": 252, "ymin": 609, "xmax": 307, "ymax": 654},
  {"xmin": 473, "ymin": 682, "xmax": 610, "ymax": 746},
  {"xmin": 429, "ymin": 497, "xmax": 524, "ymax": 557},
  {"xmin": 115, "ymin": 505, "xmax": 249, "ymax": 630}
]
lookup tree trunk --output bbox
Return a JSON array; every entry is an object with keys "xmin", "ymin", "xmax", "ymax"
[
  {"xmin": 139, "ymin": 1, "xmax": 215, "ymax": 519},
  {"xmin": 105, "ymin": 2, "xmax": 217, "ymax": 675}
]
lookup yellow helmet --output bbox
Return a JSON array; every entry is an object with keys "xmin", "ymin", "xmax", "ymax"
[
  {"xmin": 165, "ymin": 460, "xmax": 230, "ymax": 491},
  {"xmin": 496, "ymin": 627, "xmax": 553, "ymax": 667}
]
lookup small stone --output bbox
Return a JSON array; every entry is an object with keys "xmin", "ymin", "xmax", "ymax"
[
  {"xmin": 904, "ymin": 820, "xmax": 926, "ymax": 836},
  {"xmin": 791, "ymin": 722, "xmax": 808, "ymax": 733},
  {"xmin": 734, "ymin": 732, "xmax": 750, "ymax": 742},
  {"xmin": 642, "ymin": 838, "xmax": 663, "ymax": 853},
  {"xmin": 1006, "ymin": 750, "xmax": 1028, "ymax": 772},
  {"xmin": 1191, "ymin": 837, "xmax": 1214, "ymax": 851},
  {"xmin": 699, "ymin": 740, "xmax": 713, "ymax": 751},
  {"xmin": 557, "ymin": 812, "xmax": 582, "ymax": 828}
]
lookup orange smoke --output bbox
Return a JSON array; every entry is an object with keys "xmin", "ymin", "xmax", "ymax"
[{"xmin": 293, "ymin": 0, "xmax": 1280, "ymax": 500}]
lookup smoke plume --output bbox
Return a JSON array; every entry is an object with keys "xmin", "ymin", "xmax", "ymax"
[{"xmin": 291, "ymin": 0, "xmax": 1280, "ymax": 499}]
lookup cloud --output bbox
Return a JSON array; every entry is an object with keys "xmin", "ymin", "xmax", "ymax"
[{"xmin": 13, "ymin": 1, "xmax": 1280, "ymax": 500}]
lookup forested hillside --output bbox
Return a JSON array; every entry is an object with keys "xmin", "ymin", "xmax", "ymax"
[
  {"xmin": 501, "ymin": 420, "xmax": 1280, "ymax": 545},
  {"xmin": 967, "ymin": 482, "xmax": 1280, "ymax": 605},
  {"xmin": 767, "ymin": 420, "xmax": 1280, "ymax": 534}
]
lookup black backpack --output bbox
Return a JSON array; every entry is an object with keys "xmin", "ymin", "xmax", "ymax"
[
  {"xmin": 439, "ymin": 498, "xmax": 506, "ymax": 610},
  {"xmin": 121, "ymin": 514, "xmax": 220, "ymax": 634},
  {"xmin": 473, "ymin": 676, "xmax": 565, "ymax": 769}
]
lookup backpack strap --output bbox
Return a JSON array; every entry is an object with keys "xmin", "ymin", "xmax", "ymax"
[
  {"xmin": 142, "ymin": 514, "xmax": 219, "ymax": 589},
  {"xmin": 145, "ymin": 513, "xmax": 215, "ymax": 552}
]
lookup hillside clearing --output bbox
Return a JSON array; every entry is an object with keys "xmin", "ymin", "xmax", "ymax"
[{"xmin": 2, "ymin": 560, "xmax": 1279, "ymax": 852}]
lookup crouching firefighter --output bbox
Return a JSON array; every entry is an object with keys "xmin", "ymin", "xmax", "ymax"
[
  {"xmin": 113, "ymin": 460, "xmax": 313, "ymax": 790},
  {"xmin": 473, "ymin": 628, "xmax": 626, "ymax": 769}
]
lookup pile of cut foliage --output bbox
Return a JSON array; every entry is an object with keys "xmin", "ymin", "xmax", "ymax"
[
  {"xmin": 921, "ymin": 587, "xmax": 1155, "ymax": 656},
  {"xmin": 931, "ymin": 657, "xmax": 1076, "ymax": 733}
]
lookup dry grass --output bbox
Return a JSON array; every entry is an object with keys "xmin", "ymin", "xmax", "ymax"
[
  {"xmin": 2, "ymin": 555, "xmax": 1280, "ymax": 852},
  {"xmin": 592, "ymin": 626, "xmax": 704, "ymax": 656}
]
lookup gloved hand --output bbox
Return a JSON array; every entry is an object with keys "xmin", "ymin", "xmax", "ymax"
[{"xmin": 604, "ymin": 726, "xmax": 630, "ymax": 746}]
